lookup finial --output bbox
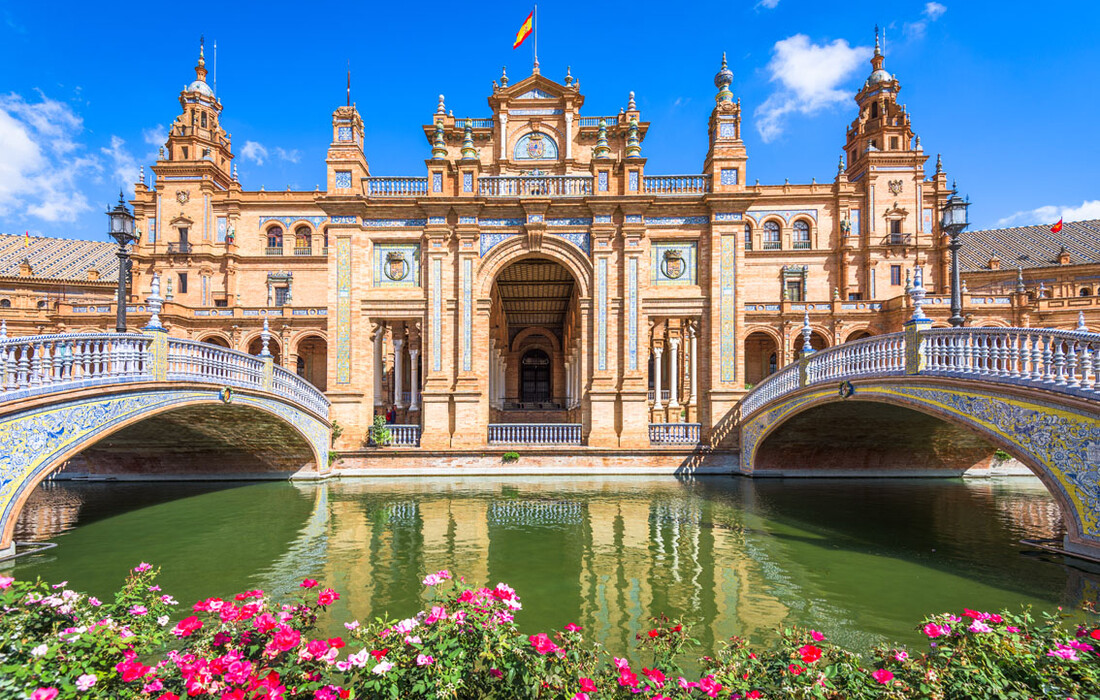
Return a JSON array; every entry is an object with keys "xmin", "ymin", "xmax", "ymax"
[
  {"xmin": 952, "ymin": 178, "xmax": 957, "ymax": 193},
  {"xmin": 904, "ymin": 268, "xmax": 912, "ymax": 294},
  {"xmin": 0, "ymin": 319, "xmax": 6, "ymax": 339},
  {"xmin": 833, "ymin": 287, "xmax": 840, "ymax": 300},
  {"xmin": 159, "ymin": 146, "xmax": 164, "ymax": 158},
  {"xmin": 1015, "ymin": 266, "xmax": 1025, "ymax": 294},
  {"xmin": 144, "ymin": 273, "xmax": 165, "ymax": 331},
  {"xmin": 431, "ymin": 120, "xmax": 447, "ymax": 160},
  {"xmin": 199, "ymin": 35, "xmax": 205, "ymax": 62},
  {"xmin": 961, "ymin": 279, "xmax": 969, "ymax": 294},
  {"xmin": 914, "ymin": 134, "xmax": 921, "ymax": 151},
  {"xmin": 260, "ymin": 318, "xmax": 272, "ymax": 358},
  {"xmin": 627, "ymin": 91, "xmax": 636, "ymax": 110},
  {"xmin": 233, "ymin": 163, "xmax": 238, "ymax": 180},
  {"xmin": 461, "ymin": 119, "xmax": 477, "ymax": 160},
  {"xmin": 347, "ymin": 60, "xmax": 351, "ymax": 107},
  {"xmin": 935, "ymin": 153, "xmax": 943, "ymax": 173},
  {"xmin": 165, "ymin": 276, "xmax": 174, "ymax": 301},
  {"xmin": 500, "ymin": 66, "xmax": 508, "ymax": 87},
  {"xmin": 565, "ymin": 66, "xmax": 573, "ymax": 86},
  {"xmin": 593, "ymin": 119, "xmax": 611, "ymax": 159},
  {"xmin": 714, "ymin": 52, "xmax": 734, "ymax": 104},
  {"xmin": 139, "ymin": 165, "xmax": 145, "ymax": 186},
  {"xmin": 533, "ymin": 57, "xmax": 540, "ymax": 75},
  {"xmin": 874, "ymin": 25, "xmax": 881, "ymax": 56},
  {"xmin": 436, "ymin": 94, "xmax": 446, "ymax": 115},
  {"xmin": 838, "ymin": 155, "xmax": 845, "ymax": 172},
  {"xmin": 1038, "ymin": 281, "xmax": 1046, "ymax": 298},
  {"xmin": 1077, "ymin": 311, "xmax": 1088, "ymax": 332},
  {"xmin": 625, "ymin": 117, "xmax": 642, "ymax": 158},
  {"xmin": 801, "ymin": 309, "xmax": 814, "ymax": 355},
  {"xmin": 909, "ymin": 267, "xmax": 928, "ymax": 321}
]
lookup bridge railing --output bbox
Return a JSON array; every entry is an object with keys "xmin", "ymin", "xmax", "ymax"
[
  {"xmin": 271, "ymin": 365, "xmax": 330, "ymax": 417},
  {"xmin": 921, "ymin": 327, "xmax": 1099, "ymax": 395},
  {"xmin": 0, "ymin": 332, "xmax": 153, "ymax": 400},
  {"xmin": 740, "ymin": 325, "xmax": 1100, "ymax": 419},
  {"xmin": 166, "ymin": 337, "xmax": 265, "ymax": 388}
]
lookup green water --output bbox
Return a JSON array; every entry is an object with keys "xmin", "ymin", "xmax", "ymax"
[{"xmin": 9, "ymin": 476, "xmax": 1098, "ymax": 657}]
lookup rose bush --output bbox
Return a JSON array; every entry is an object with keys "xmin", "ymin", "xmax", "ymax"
[{"xmin": 0, "ymin": 567, "xmax": 1097, "ymax": 698}]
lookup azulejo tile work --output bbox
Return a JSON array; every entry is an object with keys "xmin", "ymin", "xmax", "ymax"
[{"xmin": 1, "ymin": 39, "xmax": 1096, "ymax": 466}]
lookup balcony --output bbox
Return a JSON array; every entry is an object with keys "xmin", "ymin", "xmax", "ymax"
[
  {"xmin": 642, "ymin": 175, "xmax": 711, "ymax": 195},
  {"xmin": 884, "ymin": 233, "xmax": 912, "ymax": 246},
  {"xmin": 264, "ymin": 247, "xmax": 283, "ymax": 256},
  {"xmin": 366, "ymin": 177, "xmax": 428, "ymax": 196},
  {"xmin": 792, "ymin": 239, "xmax": 811, "ymax": 250},
  {"xmin": 577, "ymin": 116, "xmax": 620, "ymax": 127},
  {"xmin": 488, "ymin": 423, "xmax": 582, "ymax": 445},
  {"xmin": 762, "ymin": 240, "xmax": 782, "ymax": 250},
  {"xmin": 293, "ymin": 247, "xmax": 313, "ymax": 256},
  {"xmin": 389, "ymin": 424, "xmax": 421, "ymax": 447},
  {"xmin": 166, "ymin": 242, "xmax": 192, "ymax": 254},
  {"xmin": 649, "ymin": 423, "xmax": 701, "ymax": 445},
  {"xmin": 479, "ymin": 175, "xmax": 592, "ymax": 198}
]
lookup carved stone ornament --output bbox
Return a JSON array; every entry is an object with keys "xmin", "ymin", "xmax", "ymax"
[
  {"xmin": 888, "ymin": 179, "xmax": 903, "ymax": 195},
  {"xmin": 176, "ymin": 190, "xmax": 190, "ymax": 204},
  {"xmin": 384, "ymin": 251, "xmax": 409, "ymax": 281}
]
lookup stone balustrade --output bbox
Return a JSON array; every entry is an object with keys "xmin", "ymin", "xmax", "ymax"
[
  {"xmin": 642, "ymin": 175, "xmax": 711, "ymax": 195},
  {"xmin": 649, "ymin": 422, "xmax": 701, "ymax": 445},
  {"xmin": 365, "ymin": 177, "xmax": 429, "ymax": 196},
  {"xmin": 488, "ymin": 423, "xmax": 582, "ymax": 445},
  {"xmin": 0, "ymin": 331, "xmax": 330, "ymax": 419},
  {"xmin": 577, "ymin": 116, "xmax": 620, "ymax": 127},
  {"xmin": 388, "ymin": 424, "xmax": 421, "ymax": 447},
  {"xmin": 478, "ymin": 175, "xmax": 592, "ymax": 198},
  {"xmin": 741, "ymin": 326, "xmax": 1100, "ymax": 418}
]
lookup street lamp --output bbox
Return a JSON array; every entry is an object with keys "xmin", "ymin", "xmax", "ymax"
[
  {"xmin": 107, "ymin": 191, "xmax": 137, "ymax": 333},
  {"xmin": 941, "ymin": 183, "xmax": 971, "ymax": 327}
]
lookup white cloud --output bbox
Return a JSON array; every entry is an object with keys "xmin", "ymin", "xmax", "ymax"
[
  {"xmin": 101, "ymin": 135, "xmax": 139, "ymax": 194},
  {"xmin": 755, "ymin": 0, "xmax": 781, "ymax": 8},
  {"xmin": 753, "ymin": 35, "xmax": 871, "ymax": 142},
  {"xmin": 240, "ymin": 140, "xmax": 268, "ymax": 165},
  {"xmin": 275, "ymin": 147, "xmax": 300, "ymax": 164},
  {"xmin": 996, "ymin": 200, "xmax": 1100, "ymax": 228},
  {"xmin": 0, "ymin": 91, "xmax": 100, "ymax": 223},
  {"xmin": 905, "ymin": 2, "xmax": 947, "ymax": 40},
  {"xmin": 143, "ymin": 124, "xmax": 165, "ymax": 149}
]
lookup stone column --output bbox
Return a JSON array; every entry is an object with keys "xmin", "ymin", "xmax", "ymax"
[
  {"xmin": 564, "ymin": 359, "xmax": 571, "ymax": 406},
  {"xmin": 373, "ymin": 325, "xmax": 383, "ymax": 407},
  {"xmin": 689, "ymin": 325, "xmax": 698, "ymax": 406},
  {"xmin": 393, "ymin": 337, "xmax": 405, "ymax": 409},
  {"xmin": 564, "ymin": 112, "xmax": 573, "ymax": 160},
  {"xmin": 409, "ymin": 348, "xmax": 420, "ymax": 411},
  {"xmin": 653, "ymin": 344, "xmax": 664, "ymax": 411},
  {"xmin": 488, "ymin": 340, "xmax": 496, "ymax": 410},
  {"xmin": 668, "ymin": 337, "xmax": 681, "ymax": 410}
]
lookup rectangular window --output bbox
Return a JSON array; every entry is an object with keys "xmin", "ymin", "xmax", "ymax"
[
  {"xmin": 848, "ymin": 292, "xmax": 862, "ymax": 301},
  {"xmin": 890, "ymin": 220, "xmax": 902, "ymax": 234},
  {"xmin": 182, "ymin": 146, "xmax": 188, "ymax": 159},
  {"xmin": 275, "ymin": 287, "xmax": 289, "ymax": 306},
  {"xmin": 890, "ymin": 136, "xmax": 899, "ymax": 149},
  {"xmin": 743, "ymin": 226, "xmax": 753, "ymax": 251},
  {"xmin": 890, "ymin": 264, "xmax": 902, "ymax": 286},
  {"xmin": 178, "ymin": 273, "xmax": 188, "ymax": 294},
  {"xmin": 214, "ymin": 299, "xmax": 227, "ymax": 308},
  {"xmin": 785, "ymin": 280, "xmax": 803, "ymax": 302}
]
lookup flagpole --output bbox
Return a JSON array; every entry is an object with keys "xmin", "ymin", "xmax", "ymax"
[{"xmin": 533, "ymin": 4, "xmax": 538, "ymax": 71}]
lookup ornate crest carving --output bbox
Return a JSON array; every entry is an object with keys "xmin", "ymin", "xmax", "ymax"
[
  {"xmin": 176, "ymin": 190, "xmax": 190, "ymax": 204},
  {"xmin": 888, "ymin": 179, "xmax": 903, "ymax": 195},
  {"xmin": 525, "ymin": 131, "xmax": 546, "ymax": 159},
  {"xmin": 661, "ymin": 249, "xmax": 686, "ymax": 280},
  {"xmin": 384, "ymin": 251, "xmax": 409, "ymax": 281}
]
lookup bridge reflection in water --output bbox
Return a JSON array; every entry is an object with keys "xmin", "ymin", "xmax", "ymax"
[{"xmin": 13, "ymin": 477, "xmax": 1097, "ymax": 662}]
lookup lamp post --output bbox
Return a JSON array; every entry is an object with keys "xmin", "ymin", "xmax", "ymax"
[
  {"xmin": 107, "ymin": 192, "xmax": 138, "ymax": 333},
  {"xmin": 941, "ymin": 183, "xmax": 970, "ymax": 327}
]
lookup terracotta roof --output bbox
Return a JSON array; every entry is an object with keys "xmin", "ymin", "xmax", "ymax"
[
  {"xmin": 0, "ymin": 233, "xmax": 118, "ymax": 281},
  {"xmin": 960, "ymin": 219, "xmax": 1100, "ymax": 271}
]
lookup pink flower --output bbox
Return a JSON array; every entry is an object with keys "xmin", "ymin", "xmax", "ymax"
[
  {"xmin": 529, "ymin": 633, "xmax": 562, "ymax": 655},
  {"xmin": 129, "ymin": 605, "xmax": 148, "ymax": 616},
  {"xmin": 425, "ymin": 606, "xmax": 448, "ymax": 625},
  {"xmin": 618, "ymin": 669, "xmax": 639, "ymax": 688},
  {"xmin": 871, "ymin": 668, "xmax": 894, "ymax": 684},
  {"xmin": 968, "ymin": 620, "xmax": 992, "ymax": 634},
  {"xmin": 895, "ymin": 651, "xmax": 909, "ymax": 662},
  {"xmin": 416, "ymin": 654, "xmax": 434, "ymax": 666},
  {"xmin": 30, "ymin": 689, "xmax": 59, "ymax": 700},
  {"xmin": 371, "ymin": 660, "xmax": 393, "ymax": 675},
  {"xmin": 172, "ymin": 616, "xmax": 203, "ymax": 637},
  {"xmin": 1047, "ymin": 644, "xmax": 1078, "ymax": 661},
  {"xmin": 1006, "ymin": 626, "xmax": 1021, "ymax": 634},
  {"xmin": 613, "ymin": 657, "xmax": 630, "ymax": 671},
  {"xmin": 810, "ymin": 629, "xmax": 825, "ymax": 642},
  {"xmin": 565, "ymin": 623, "xmax": 583, "ymax": 632},
  {"xmin": 344, "ymin": 620, "xmax": 360, "ymax": 631},
  {"xmin": 788, "ymin": 664, "xmax": 804, "ymax": 675},
  {"xmin": 489, "ymin": 668, "xmax": 503, "ymax": 679},
  {"xmin": 1069, "ymin": 640, "xmax": 1094, "ymax": 652},
  {"xmin": 115, "ymin": 660, "xmax": 151, "ymax": 683},
  {"xmin": 798, "ymin": 644, "xmax": 822, "ymax": 663},
  {"xmin": 133, "ymin": 562, "xmax": 152, "ymax": 573},
  {"xmin": 643, "ymin": 667, "xmax": 666, "ymax": 688},
  {"xmin": 572, "ymin": 694, "xmax": 589, "ymax": 700},
  {"xmin": 0, "ymin": 576, "xmax": 13, "ymax": 589},
  {"xmin": 88, "ymin": 597, "xmax": 101, "ymax": 606},
  {"xmin": 923, "ymin": 623, "xmax": 945, "ymax": 638},
  {"xmin": 75, "ymin": 674, "xmax": 97, "ymax": 691},
  {"xmin": 317, "ymin": 588, "xmax": 339, "ymax": 606},
  {"xmin": 579, "ymin": 678, "xmax": 597, "ymax": 692},
  {"xmin": 697, "ymin": 675, "xmax": 723, "ymax": 698},
  {"xmin": 300, "ymin": 579, "xmax": 319, "ymax": 589}
]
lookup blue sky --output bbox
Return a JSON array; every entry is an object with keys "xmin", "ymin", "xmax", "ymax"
[{"xmin": 2, "ymin": 0, "xmax": 1097, "ymax": 242}]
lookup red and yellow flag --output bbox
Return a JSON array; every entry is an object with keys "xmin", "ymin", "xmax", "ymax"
[
  {"xmin": 513, "ymin": 11, "xmax": 533, "ymax": 49},
  {"xmin": 1050, "ymin": 218, "xmax": 1063, "ymax": 233},
  {"xmin": 24, "ymin": 231, "xmax": 29, "ymax": 247}
]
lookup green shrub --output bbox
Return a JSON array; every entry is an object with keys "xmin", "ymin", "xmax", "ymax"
[
  {"xmin": 502, "ymin": 451, "xmax": 520, "ymax": 463},
  {"xmin": 367, "ymin": 415, "xmax": 391, "ymax": 447}
]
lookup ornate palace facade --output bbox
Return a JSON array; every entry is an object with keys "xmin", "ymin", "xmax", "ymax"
[{"xmin": 2, "ymin": 41, "xmax": 1097, "ymax": 455}]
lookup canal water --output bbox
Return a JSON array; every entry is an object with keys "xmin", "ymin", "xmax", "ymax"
[{"xmin": 10, "ymin": 476, "xmax": 1098, "ymax": 658}]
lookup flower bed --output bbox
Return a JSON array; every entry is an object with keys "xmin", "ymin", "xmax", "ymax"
[{"xmin": 1, "ymin": 566, "xmax": 1098, "ymax": 698}]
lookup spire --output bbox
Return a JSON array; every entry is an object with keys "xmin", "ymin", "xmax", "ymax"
[
  {"xmin": 195, "ymin": 36, "xmax": 208, "ymax": 83},
  {"xmin": 627, "ymin": 91, "xmax": 636, "ymax": 111},
  {"xmin": 500, "ymin": 66, "xmax": 508, "ymax": 87},
  {"xmin": 593, "ymin": 119, "xmax": 611, "ymax": 159},
  {"xmin": 1016, "ymin": 266, "xmax": 1026, "ymax": 294},
  {"xmin": 801, "ymin": 310, "xmax": 814, "ymax": 355},
  {"xmin": 460, "ymin": 120, "xmax": 477, "ymax": 160},
  {"xmin": 565, "ymin": 66, "xmax": 573, "ymax": 87},
  {"xmin": 714, "ymin": 52, "xmax": 734, "ymax": 104},
  {"xmin": 935, "ymin": 153, "xmax": 943, "ymax": 174},
  {"xmin": 346, "ymin": 60, "xmax": 351, "ymax": 107},
  {"xmin": 866, "ymin": 25, "xmax": 890, "ymax": 84},
  {"xmin": 436, "ymin": 94, "xmax": 446, "ymax": 115}
]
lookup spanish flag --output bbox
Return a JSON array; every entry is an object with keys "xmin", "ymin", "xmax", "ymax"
[
  {"xmin": 1050, "ymin": 218, "xmax": 1063, "ymax": 234},
  {"xmin": 513, "ymin": 11, "xmax": 533, "ymax": 49},
  {"xmin": 24, "ymin": 231, "xmax": 29, "ymax": 247}
]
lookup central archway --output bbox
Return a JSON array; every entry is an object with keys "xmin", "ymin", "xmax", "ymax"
[{"xmin": 488, "ymin": 256, "xmax": 581, "ymax": 421}]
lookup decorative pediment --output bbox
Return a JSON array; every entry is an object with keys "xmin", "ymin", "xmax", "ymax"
[
  {"xmin": 517, "ymin": 88, "xmax": 556, "ymax": 100},
  {"xmin": 169, "ymin": 214, "xmax": 194, "ymax": 226}
]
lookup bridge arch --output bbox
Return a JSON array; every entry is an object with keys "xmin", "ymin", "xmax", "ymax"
[{"xmin": 0, "ymin": 385, "xmax": 329, "ymax": 553}]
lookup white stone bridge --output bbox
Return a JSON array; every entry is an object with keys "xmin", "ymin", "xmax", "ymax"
[{"xmin": 0, "ymin": 320, "xmax": 330, "ymax": 558}]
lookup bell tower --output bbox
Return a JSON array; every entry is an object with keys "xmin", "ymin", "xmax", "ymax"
[
  {"xmin": 158, "ymin": 38, "xmax": 234, "ymax": 188},
  {"xmin": 704, "ymin": 54, "xmax": 747, "ymax": 192}
]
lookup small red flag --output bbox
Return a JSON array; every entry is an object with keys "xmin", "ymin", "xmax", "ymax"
[{"xmin": 1050, "ymin": 218, "xmax": 1063, "ymax": 233}]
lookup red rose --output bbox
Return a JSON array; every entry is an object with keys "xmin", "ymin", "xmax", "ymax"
[
  {"xmin": 799, "ymin": 644, "xmax": 823, "ymax": 663},
  {"xmin": 648, "ymin": 629, "xmax": 660, "ymax": 638}
]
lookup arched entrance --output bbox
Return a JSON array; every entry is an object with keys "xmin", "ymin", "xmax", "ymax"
[
  {"xmin": 248, "ymin": 336, "xmax": 281, "ymax": 365},
  {"xmin": 489, "ymin": 257, "xmax": 580, "ymax": 422},
  {"xmin": 199, "ymin": 334, "xmax": 230, "ymax": 348},
  {"xmin": 793, "ymin": 331, "xmax": 829, "ymax": 361},
  {"xmin": 845, "ymin": 330, "xmax": 873, "ymax": 343},
  {"xmin": 295, "ymin": 335, "xmax": 328, "ymax": 392},
  {"xmin": 744, "ymin": 331, "xmax": 779, "ymax": 387}
]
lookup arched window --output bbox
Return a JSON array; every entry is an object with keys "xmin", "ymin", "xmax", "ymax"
[
  {"xmin": 294, "ymin": 226, "xmax": 312, "ymax": 255},
  {"xmin": 0, "ymin": 299, "xmax": 10, "ymax": 308},
  {"xmin": 266, "ymin": 226, "xmax": 283, "ymax": 255},
  {"xmin": 870, "ymin": 102, "xmax": 879, "ymax": 119},
  {"xmin": 792, "ymin": 220, "xmax": 811, "ymax": 249},
  {"xmin": 763, "ymin": 221, "xmax": 781, "ymax": 250},
  {"xmin": 744, "ymin": 223, "xmax": 753, "ymax": 251},
  {"xmin": 1081, "ymin": 288, "xmax": 1092, "ymax": 297},
  {"xmin": 37, "ymin": 300, "xmax": 48, "ymax": 309}
]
